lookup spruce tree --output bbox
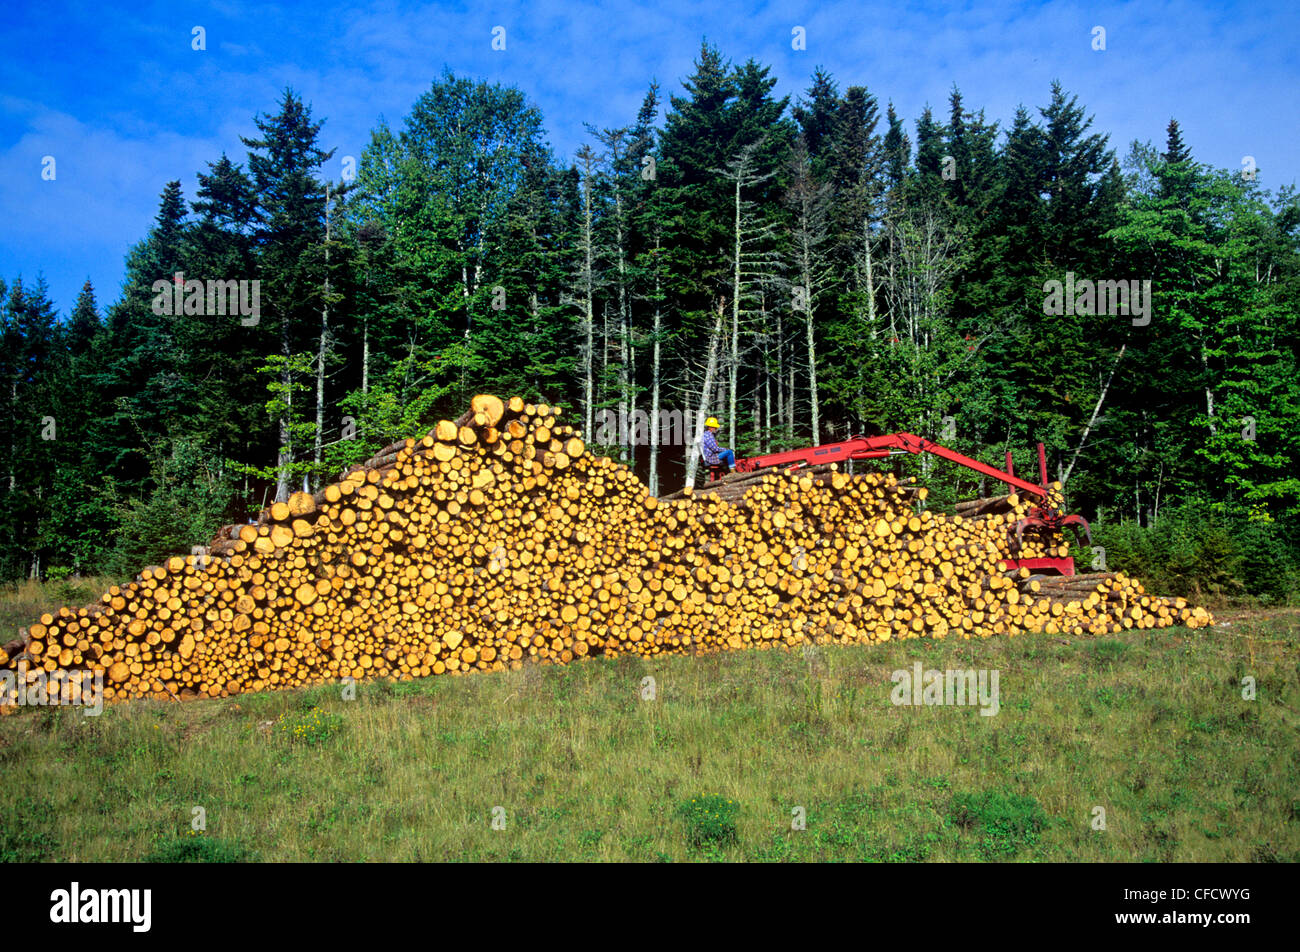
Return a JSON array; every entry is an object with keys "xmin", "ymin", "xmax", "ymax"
[
  {"xmin": 792, "ymin": 66, "xmax": 840, "ymax": 178},
  {"xmin": 66, "ymin": 279, "xmax": 100, "ymax": 356},
  {"xmin": 241, "ymin": 88, "xmax": 335, "ymax": 501},
  {"xmin": 882, "ymin": 102, "xmax": 910, "ymax": 189}
]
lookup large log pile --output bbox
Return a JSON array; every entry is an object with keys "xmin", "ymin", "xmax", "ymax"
[{"xmin": 0, "ymin": 394, "xmax": 1213, "ymax": 707}]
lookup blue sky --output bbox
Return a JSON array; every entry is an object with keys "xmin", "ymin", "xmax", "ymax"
[{"xmin": 2, "ymin": 0, "xmax": 1296, "ymax": 315}]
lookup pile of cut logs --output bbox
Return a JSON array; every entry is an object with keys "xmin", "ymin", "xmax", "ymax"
[{"xmin": 0, "ymin": 394, "xmax": 1213, "ymax": 706}]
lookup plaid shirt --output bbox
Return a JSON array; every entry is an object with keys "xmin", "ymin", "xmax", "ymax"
[{"xmin": 700, "ymin": 428, "xmax": 723, "ymax": 465}]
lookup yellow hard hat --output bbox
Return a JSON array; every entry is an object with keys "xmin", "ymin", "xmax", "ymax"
[{"xmin": 705, "ymin": 417, "xmax": 720, "ymax": 428}]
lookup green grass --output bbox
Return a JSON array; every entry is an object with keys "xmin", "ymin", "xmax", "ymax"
[
  {"xmin": 1, "ymin": 606, "xmax": 1296, "ymax": 862},
  {"xmin": 142, "ymin": 833, "xmax": 259, "ymax": 863},
  {"xmin": 0, "ymin": 576, "xmax": 121, "ymax": 643},
  {"xmin": 948, "ymin": 790, "xmax": 1049, "ymax": 859},
  {"xmin": 676, "ymin": 794, "xmax": 740, "ymax": 856}
]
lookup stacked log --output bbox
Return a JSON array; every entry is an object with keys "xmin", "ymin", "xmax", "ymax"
[
  {"xmin": 953, "ymin": 493, "xmax": 1019, "ymax": 518},
  {"xmin": 0, "ymin": 394, "xmax": 1214, "ymax": 708}
]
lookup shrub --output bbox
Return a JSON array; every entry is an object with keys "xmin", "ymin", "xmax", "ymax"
[
  {"xmin": 276, "ymin": 706, "xmax": 344, "ymax": 746},
  {"xmin": 103, "ymin": 437, "xmax": 237, "ymax": 578},
  {"xmin": 143, "ymin": 832, "xmax": 257, "ymax": 863},
  {"xmin": 0, "ymin": 796, "xmax": 58, "ymax": 862},
  {"xmin": 949, "ymin": 790, "xmax": 1048, "ymax": 859},
  {"xmin": 1086, "ymin": 499, "xmax": 1299, "ymax": 604},
  {"xmin": 675, "ymin": 795, "xmax": 740, "ymax": 850}
]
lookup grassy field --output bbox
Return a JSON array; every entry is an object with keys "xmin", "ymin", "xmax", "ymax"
[{"xmin": 1, "ymin": 576, "xmax": 1297, "ymax": 862}]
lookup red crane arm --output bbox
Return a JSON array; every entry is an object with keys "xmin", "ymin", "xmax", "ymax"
[
  {"xmin": 734, "ymin": 433, "xmax": 1050, "ymax": 500},
  {"xmin": 728, "ymin": 432, "xmax": 1089, "ymax": 575}
]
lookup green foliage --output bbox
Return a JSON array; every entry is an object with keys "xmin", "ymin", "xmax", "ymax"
[
  {"xmin": 143, "ymin": 832, "xmax": 257, "ymax": 863},
  {"xmin": 1090, "ymin": 500, "xmax": 1299, "ymax": 603},
  {"xmin": 47, "ymin": 571, "xmax": 97, "ymax": 609},
  {"xmin": 0, "ymin": 797, "xmax": 59, "ymax": 861},
  {"xmin": 1234, "ymin": 517, "xmax": 1297, "ymax": 602},
  {"xmin": 1104, "ymin": 156, "xmax": 1300, "ymax": 520},
  {"xmin": 326, "ymin": 339, "xmax": 483, "ymax": 477},
  {"xmin": 103, "ymin": 436, "xmax": 236, "ymax": 577},
  {"xmin": 675, "ymin": 794, "xmax": 740, "ymax": 851},
  {"xmin": 948, "ymin": 790, "xmax": 1049, "ymax": 859},
  {"xmin": 226, "ymin": 353, "xmax": 321, "ymax": 488},
  {"xmin": 38, "ymin": 468, "xmax": 119, "ymax": 575},
  {"xmin": 276, "ymin": 706, "xmax": 344, "ymax": 746},
  {"xmin": 1084, "ymin": 640, "xmax": 1129, "ymax": 667}
]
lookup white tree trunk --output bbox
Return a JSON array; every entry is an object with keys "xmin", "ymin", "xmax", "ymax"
[
  {"xmin": 648, "ymin": 237, "xmax": 663, "ymax": 496},
  {"xmin": 787, "ymin": 360, "xmax": 796, "ymax": 442},
  {"xmin": 1062, "ymin": 343, "xmax": 1125, "ymax": 486},
  {"xmin": 730, "ymin": 175, "xmax": 742, "ymax": 450},
  {"xmin": 461, "ymin": 264, "xmax": 471, "ymax": 338},
  {"xmin": 579, "ymin": 152, "xmax": 596, "ymax": 438},
  {"xmin": 684, "ymin": 301, "xmax": 725, "ymax": 487},
  {"xmin": 775, "ymin": 308, "xmax": 784, "ymax": 442},
  {"xmin": 275, "ymin": 306, "xmax": 292, "ymax": 503},
  {"xmin": 615, "ymin": 183, "xmax": 631, "ymax": 463},
  {"xmin": 803, "ymin": 271, "xmax": 819, "ymax": 442},
  {"xmin": 313, "ymin": 185, "xmax": 331, "ymax": 483},
  {"xmin": 275, "ymin": 381, "xmax": 292, "ymax": 504},
  {"xmin": 361, "ymin": 317, "xmax": 369, "ymax": 395},
  {"xmin": 649, "ymin": 302, "xmax": 662, "ymax": 496}
]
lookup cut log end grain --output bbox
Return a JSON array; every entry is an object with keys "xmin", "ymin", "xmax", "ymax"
[
  {"xmin": 287, "ymin": 491, "xmax": 317, "ymax": 517},
  {"xmin": 471, "ymin": 394, "xmax": 506, "ymax": 426},
  {"xmin": 1, "ymin": 391, "xmax": 1214, "ymax": 710}
]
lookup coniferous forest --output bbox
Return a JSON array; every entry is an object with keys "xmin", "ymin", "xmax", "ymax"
[{"xmin": 3, "ymin": 42, "xmax": 1298, "ymax": 598}]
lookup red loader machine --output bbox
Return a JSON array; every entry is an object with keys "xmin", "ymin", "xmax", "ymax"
[{"xmin": 717, "ymin": 432, "xmax": 1092, "ymax": 576}]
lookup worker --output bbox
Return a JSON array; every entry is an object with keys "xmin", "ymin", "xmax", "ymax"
[{"xmin": 699, "ymin": 417, "xmax": 735, "ymax": 471}]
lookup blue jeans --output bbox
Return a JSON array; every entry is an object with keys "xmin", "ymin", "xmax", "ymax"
[{"xmin": 714, "ymin": 449, "xmax": 736, "ymax": 469}]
